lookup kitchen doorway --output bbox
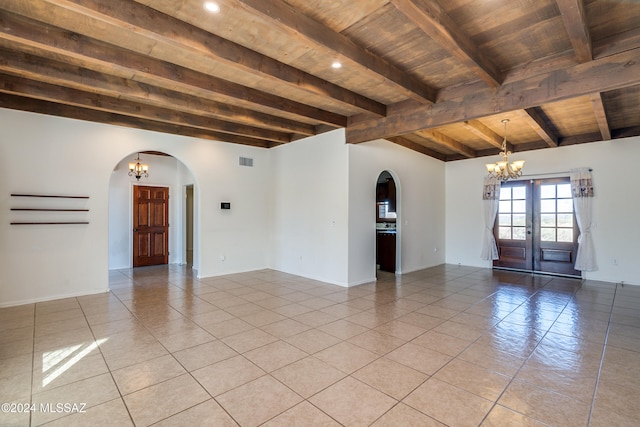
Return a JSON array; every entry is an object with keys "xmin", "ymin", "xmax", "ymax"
[{"xmin": 376, "ymin": 171, "xmax": 397, "ymax": 273}]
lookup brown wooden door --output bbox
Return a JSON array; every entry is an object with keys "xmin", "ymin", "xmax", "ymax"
[
  {"xmin": 494, "ymin": 178, "xmax": 580, "ymax": 277},
  {"xmin": 133, "ymin": 186, "xmax": 169, "ymax": 267}
]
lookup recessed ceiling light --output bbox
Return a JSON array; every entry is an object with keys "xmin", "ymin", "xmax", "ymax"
[
  {"xmin": 331, "ymin": 61, "xmax": 342, "ymax": 69},
  {"xmin": 204, "ymin": 2, "xmax": 220, "ymax": 13}
]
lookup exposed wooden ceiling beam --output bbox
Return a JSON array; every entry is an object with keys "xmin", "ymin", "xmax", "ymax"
[
  {"xmin": 0, "ymin": 10, "xmax": 347, "ymax": 127},
  {"xmin": 234, "ymin": 0, "xmax": 436, "ymax": 104},
  {"xmin": 347, "ymin": 47, "xmax": 640, "ymax": 143},
  {"xmin": 462, "ymin": 120, "xmax": 509, "ymax": 150},
  {"xmin": 0, "ymin": 48, "xmax": 317, "ymax": 136},
  {"xmin": 518, "ymin": 108, "xmax": 559, "ymax": 148},
  {"xmin": 2, "ymin": 0, "xmax": 386, "ymax": 117},
  {"xmin": 415, "ymin": 130, "xmax": 476, "ymax": 158},
  {"xmin": 0, "ymin": 73, "xmax": 293, "ymax": 143},
  {"xmin": 0, "ymin": 92, "xmax": 271, "ymax": 147},
  {"xmin": 556, "ymin": 0, "xmax": 592, "ymax": 62},
  {"xmin": 589, "ymin": 92, "xmax": 612, "ymax": 140},
  {"xmin": 386, "ymin": 136, "xmax": 447, "ymax": 161},
  {"xmin": 389, "ymin": 0, "xmax": 501, "ymax": 87}
]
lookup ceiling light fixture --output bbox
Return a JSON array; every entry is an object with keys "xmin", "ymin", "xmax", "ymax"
[
  {"xmin": 128, "ymin": 153, "xmax": 149, "ymax": 181},
  {"xmin": 204, "ymin": 2, "xmax": 220, "ymax": 13},
  {"xmin": 331, "ymin": 61, "xmax": 342, "ymax": 69},
  {"xmin": 485, "ymin": 119, "xmax": 525, "ymax": 181}
]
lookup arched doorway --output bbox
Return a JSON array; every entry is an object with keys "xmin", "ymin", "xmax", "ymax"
[
  {"xmin": 376, "ymin": 171, "xmax": 398, "ymax": 273},
  {"xmin": 108, "ymin": 151, "xmax": 197, "ymax": 270}
]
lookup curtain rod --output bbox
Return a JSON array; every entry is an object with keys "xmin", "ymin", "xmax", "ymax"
[{"xmin": 520, "ymin": 168, "xmax": 593, "ymax": 177}]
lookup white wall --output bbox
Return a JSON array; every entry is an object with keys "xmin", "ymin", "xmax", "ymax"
[
  {"xmin": 108, "ymin": 154, "xmax": 196, "ymax": 269},
  {"xmin": 0, "ymin": 108, "xmax": 271, "ymax": 306},
  {"xmin": 348, "ymin": 139, "xmax": 446, "ymax": 284},
  {"xmin": 445, "ymin": 137, "xmax": 640, "ymax": 285},
  {"xmin": 270, "ymin": 129, "xmax": 350, "ymax": 285}
]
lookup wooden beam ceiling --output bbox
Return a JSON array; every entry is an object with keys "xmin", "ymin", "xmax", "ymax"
[
  {"xmin": 3, "ymin": 0, "xmax": 387, "ymax": 117},
  {"xmin": 234, "ymin": 0, "xmax": 437, "ymax": 104},
  {"xmin": 0, "ymin": 10, "xmax": 347, "ymax": 128},
  {"xmin": 389, "ymin": 0, "xmax": 501, "ymax": 87},
  {"xmin": 556, "ymin": 0, "xmax": 592, "ymax": 62},
  {"xmin": 347, "ymin": 47, "xmax": 640, "ymax": 143}
]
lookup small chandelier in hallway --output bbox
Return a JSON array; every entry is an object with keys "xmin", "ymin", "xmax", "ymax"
[
  {"xmin": 485, "ymin": 119, "xmax": 524, "ymax": 181},
  {"xmin": 128, "ymin": 153, "xmax": 149, "ymax": 181}
]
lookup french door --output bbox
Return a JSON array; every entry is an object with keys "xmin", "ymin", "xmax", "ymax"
[{"xmin": 493, "ymin": 178, "xmax": 580, "ymax": 277}]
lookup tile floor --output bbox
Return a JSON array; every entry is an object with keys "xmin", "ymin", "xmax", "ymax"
[{"xmin": 1, "ymin": 264, "xmax": 640, "ymax": 426}]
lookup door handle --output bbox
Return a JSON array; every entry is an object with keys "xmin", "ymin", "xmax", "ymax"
[{"xmin": 133, "ymin": 228, "xmax": 138, "ymax": 232}]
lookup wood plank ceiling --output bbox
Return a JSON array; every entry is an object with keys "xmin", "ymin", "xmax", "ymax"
[{"xmin": 1, "ymin": 0, "xmax": 639, "ymax": 161}]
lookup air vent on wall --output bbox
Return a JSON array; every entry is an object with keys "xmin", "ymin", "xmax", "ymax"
[{"xmin": 239, "ymin": 156, "xmax": 254, "ymax": 167}]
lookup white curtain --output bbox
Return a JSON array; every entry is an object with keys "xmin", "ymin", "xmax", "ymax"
[
  {"xmin": 481, "ymin": 176, "xmax": 501, "ymax": 260},
  {"xmin": 571, "ymin": 168, "xmax": 598, "ymax": 271}
]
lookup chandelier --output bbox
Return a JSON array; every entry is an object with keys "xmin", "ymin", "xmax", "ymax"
[
  {"xmin": 128, "ymin": 153, "xmax": 149, "ymax": 181},
  {"xmin": 485, "ymin": 119, "xmax": 524, "ymax": 181}
]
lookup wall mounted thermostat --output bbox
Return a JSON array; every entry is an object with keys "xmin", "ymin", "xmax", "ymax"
[{"xmin": 220, "ymin": 202, "xmax": 231, "ymax": 210}]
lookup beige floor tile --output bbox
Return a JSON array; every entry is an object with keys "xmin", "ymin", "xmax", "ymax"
[
  {"xmin": 0, "ymin": 337, "xmax": 33, "ymax": 360},
  {"xmin": 347, "ymin": 330, "xmax": 404, "ymax": 355},
  {"xmin": 498, "ymin": 379, "xmax": 591, "ymax": 427},
  {"xmin": 292, "ymin": 310, "xmax": 340, "ymax": 327},
  {"xmin": 284, "ymin": 329, "xmax": 342, "ymax": 354},
  {"xmin": 404, "ymin": 378, "xmax": 493, "ymax": 427},
  {"xmin": 100, "ymin": 341, "xmax": 169, "ymax": 371},
  {"xmin": 111, "ymin": 354, "xmax": 186, "ymax": 395},
  {"xmin": 0, "ymin": 326, "xmax": 35, "ymax": 346},
  {"xmin": 310, "ymin": 377, "xmax": 397, "ymax": 427},
  {"xmin": 386, "ymin": 342, "xmax": 451, "ymax": 375},
  {"xmin": 373, "ymin": 320, "xmax": 426, "ymax": 341},
  {"xmin": 432, "ymin": 320, "xmax": 486, "ymax": 342},
  {"xmin": 0, "ymin": 396, "xmax": 31, "ymax": 426},
  {"xmin": 152, "ymin": 399, "xmax": 239, "ymax": 427},
  {"xmin": 433, "ymin": 358, "xmax": 511, "ymax": 401},
  {"xmin": 272, "ymin": 303, "xmax": 315, "ymax": 317},
  {"xmin": 33, "ymin": 328, "xmax": 96, "ymax": 353},
  {"xmin": 32, "ymin": 351, "xmax": 109, "ymax": 394},
  {"xmin": 189, "ymin": 309, "xmax": 237, "ymax": 326},
  {"xmin": 458, "ymin": 342, "xmax": 527, "ymax": 377},
  {"xmin": 201, "ymin": 317, "xmax": 254, "ymax": 339},
  {"xmin": 155, "ymin": 327, "xmax": 215, "ymax": 352},
  {"xmin": 0, "ymin": 353, "xmax": 32, "ymax": 380},
  {"xmin": 318, "ymin": 319, "xmax": 370, "ymax": 340},
  {"xmin": 216, "ymin": 375, "xmax": 303, "ymax": 427},
  {"xmin": 0, "ymin": 372, "xmax": 32, "ymax": 402},
  {"xmin": 123, "ymin": 374, "xmax": 209, "ymax": 426},
  {"xmin": 192, "ymin": 355, "xmax": 265, "ymax": 396},
  {"xmin": 31, "ymin": 373, "xmax": 120, "ymax": 426},
  {"xmin": 221, "ymin": 328, "xmax": 279, "ymax": 353},
  {"xmin": 172, "ymin": 339, "xmax": 238, "ymax": 371},
  {"xmin": 262, "ymin": 401, "xmax": 340, "ymax": 426},
  {"xmin": 314, "ymin": 341, "xmax": 379, "ymax": 374},
  {"xmin": 481, "ymin": 404, "xmax": 548, "ymax": 427},
  {"xmin": 260, "ymin": 318, "xmax": 312, "ymax": 338},
  {"xmin": 592, "ymin": 378, "xmax": 640, "ymax": 420},
  {"xmin": 240, "ymin": 309, "xmax": 287, "ymax": 327},
  {"xmin": 243, "ymin": 340, "xmax": 308, "ymax": 372},
  {"xmin": 412, "ymin": 329, "xmax": 471, "ymax": 356},
  {"xmin": 397, "ymin": 312, "xmax": 446, "ymax": 330},
  {"xmin": 353, "ymin": 357, "xmax": 428, "ymax": 399},
  {"xmin": 8, "ymin": 265, "xmax": 640, "ymax": 427},
  {"xmin": 43, "ymin": 398, "xmax": 134, "ymax": 427},
  {"xmin": 371, "ymin": 403, "xmax": 446, "ymax": 427},
  {"xmin": 271, "ymin": 356, "xmax": 346, "ymax": 398}
]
